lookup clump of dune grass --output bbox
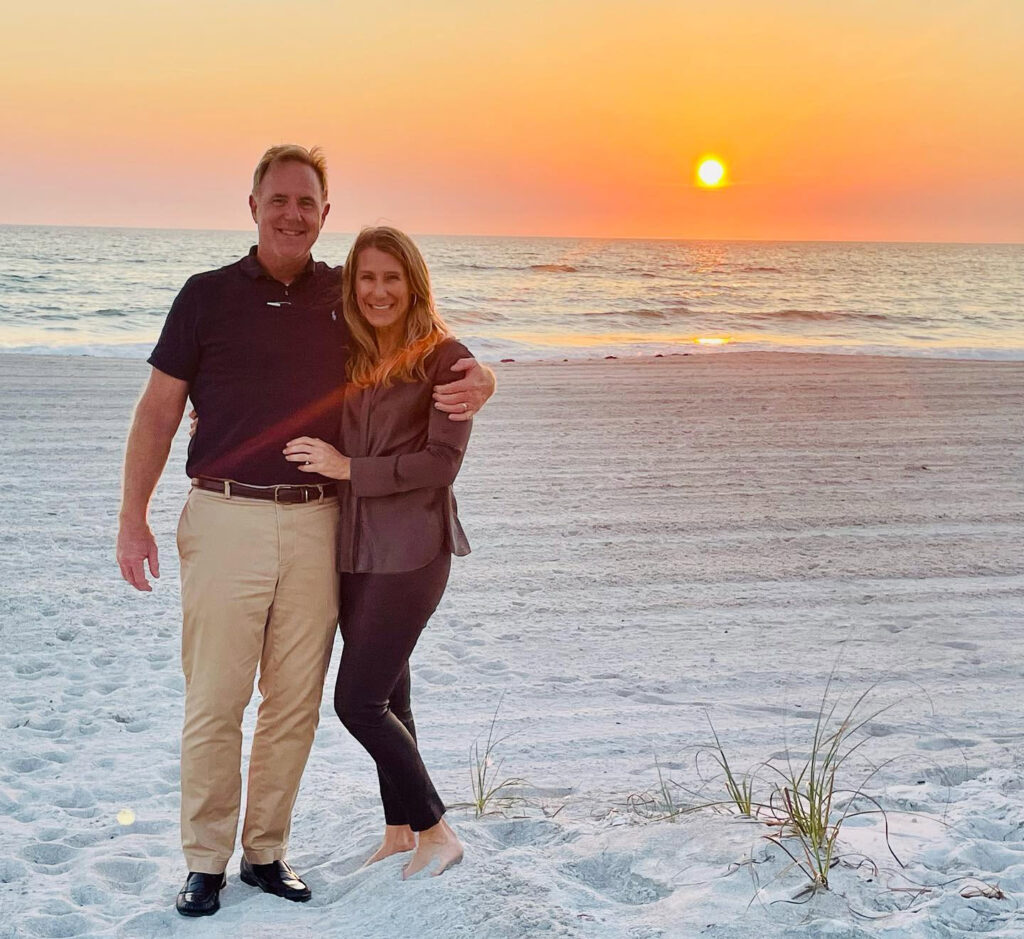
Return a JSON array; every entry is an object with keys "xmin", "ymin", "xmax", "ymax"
[
  {"xmin": 633, "ymin": 673, "xmax": 911, "ymax": 898},
  {"xmin": 625, "ymin": 753, "xmax": 697, "ymax": 820},
  {"xmin": 461, "ymin": 694, "xmax": 527, "ymax": 818},
  {"xmin": 700, "ymin": 713, "xmax": 760, "ymax": 818},
  {"xmin": 757, "ymin": 675, "xmax": 905, "ymax": 893}
]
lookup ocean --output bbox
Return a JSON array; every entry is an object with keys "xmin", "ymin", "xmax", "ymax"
[{"xmin": 1, "ymin": 225, "xmax": 1022, "ymax": 362}]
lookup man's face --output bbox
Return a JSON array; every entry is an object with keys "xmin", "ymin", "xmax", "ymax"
[{"xmin": 249, "ymin": 160, "xmax": 329, "ymax": 265}]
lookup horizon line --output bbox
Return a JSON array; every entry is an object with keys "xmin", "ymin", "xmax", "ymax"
[{"xmin": 0, "ymin": 221, "xmax": 1021, "ymax": 249}]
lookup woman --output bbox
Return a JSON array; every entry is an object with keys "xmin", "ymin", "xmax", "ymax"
[{"xmin": 282, "ymin": 227, "xmax": 470, "ymax": 879}]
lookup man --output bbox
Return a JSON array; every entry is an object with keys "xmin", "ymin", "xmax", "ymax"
[{"xmin": 116, "ymin": 145, "xmax": 494, "ymax": 917}]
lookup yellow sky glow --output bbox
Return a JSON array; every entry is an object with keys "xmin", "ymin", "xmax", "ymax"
[{"xmin": 2, "ymin": 1, "xmax": 1023, "ymax": 241}]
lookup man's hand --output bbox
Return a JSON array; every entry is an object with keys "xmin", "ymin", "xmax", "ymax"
[
  {"xmin": 116, "ymin": 367, "xmax": 189, "ymax": 593},
  {"xmin": 117, "ymin": 521, "xmax": 160, "ymax": 592},
  {"xmin": 433, "ymin": 357, "xmax": 496, "ymax": 421}
]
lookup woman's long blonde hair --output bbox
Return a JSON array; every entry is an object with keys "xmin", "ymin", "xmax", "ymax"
[{"xmin": 342, "ymin": 227, "xmax": 450, "ymax": 387}]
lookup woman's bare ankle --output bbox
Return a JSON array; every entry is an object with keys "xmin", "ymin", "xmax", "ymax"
[
  {"xmin": 364, "ymin": 824, "xmax": 416, "ymax": 866},
  {"xmin": 402, "ymin": 818, "xmax": 463, "ymax": 878}
]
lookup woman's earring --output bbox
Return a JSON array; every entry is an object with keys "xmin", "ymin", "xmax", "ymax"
[{"xmin": 410, "ymin": 293, "xmax": 418, "ymax": 306}]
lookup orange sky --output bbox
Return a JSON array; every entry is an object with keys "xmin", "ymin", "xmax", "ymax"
[{"xmin": 2, "ymin": 0, "xmax": 1022, "ymax": 241}]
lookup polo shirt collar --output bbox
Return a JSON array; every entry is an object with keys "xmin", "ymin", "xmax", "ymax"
[{"xmin": 240, "ymin": 245, "xmax": 317, "ymax": 283}]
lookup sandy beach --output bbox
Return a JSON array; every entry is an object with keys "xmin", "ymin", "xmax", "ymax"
[{"xmin": 2, "ymin": 350, "xmax": 1023, "ymax": 938}]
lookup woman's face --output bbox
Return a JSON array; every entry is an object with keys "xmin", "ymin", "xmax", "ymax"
[{"xmin": 355, "ymin": 246, "xmax": 411, "ymax": 331}]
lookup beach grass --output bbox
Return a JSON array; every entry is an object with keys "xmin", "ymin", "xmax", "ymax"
[
  {"xmin": 763, "ymin": 677, "xmax": 903, "ymax": 890},
  {"xmin": 702, "ymin": 713, "xmax": 759, "ymax": 818},
  {"xmin": 632, "ymin": 674, "xmax": 913, "ymax": 898},
  {"xmin": 625, "ymin": 754, "xmax": 697, "ymax": 820},
  {"xmin": 457, "ymin": 695, "xmax": 528, "ymax": 818}
]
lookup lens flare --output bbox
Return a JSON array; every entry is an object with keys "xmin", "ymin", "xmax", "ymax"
[{"xmin": 117, "ymin": 808, "xmax": 136, "ymax": 826}]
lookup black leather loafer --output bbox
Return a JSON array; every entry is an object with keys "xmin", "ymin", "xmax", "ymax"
[
  {"xmin": 239, "ymin": 857, "xmax": 311, "ymax": 902},
  {"xmin": 176, "ymin": 871, "xmax": 226, "ymax": 917}
]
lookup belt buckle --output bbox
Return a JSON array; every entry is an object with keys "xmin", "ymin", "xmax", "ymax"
[
  {"xmin": 273, "ymin": 485, "xmax": 304, "ymax": 505},
  {"xmin": 272, "ymin": 484, "xmax": 323, "ymax": 504}
]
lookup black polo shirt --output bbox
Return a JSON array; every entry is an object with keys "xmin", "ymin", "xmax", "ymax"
[{"xmin": 149, "ymin": 246, "xmax": 348, "ymax": 485}]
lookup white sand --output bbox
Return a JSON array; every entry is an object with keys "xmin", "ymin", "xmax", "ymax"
[{"xmin": 1, "ymin": 351, "xmax": 1023, "ymax": 938}]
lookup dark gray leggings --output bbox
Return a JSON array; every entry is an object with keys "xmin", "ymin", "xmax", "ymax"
[{"xmin": 334, "ymin": 552, "xmax": 451, "ymax": 831}]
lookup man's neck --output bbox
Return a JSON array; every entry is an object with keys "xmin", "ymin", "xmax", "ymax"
[{"xmin": 256, "ymin": 246, "xmax": 310, "ymax": 286}]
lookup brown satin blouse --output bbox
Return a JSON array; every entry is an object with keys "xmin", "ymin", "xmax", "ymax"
[{"xmin": 336, "ymin": 337, "xmax": 473, "ymax": 573}]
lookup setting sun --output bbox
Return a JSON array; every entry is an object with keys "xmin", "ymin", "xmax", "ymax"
[{"xmin": 696, "ymin": 158, "xmax": 727, "ymax": 188}]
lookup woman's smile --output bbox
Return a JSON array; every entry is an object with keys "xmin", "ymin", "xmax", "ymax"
[{"xmin": 356, "ymin": 247, "xmax": 411, "ymax": 330}]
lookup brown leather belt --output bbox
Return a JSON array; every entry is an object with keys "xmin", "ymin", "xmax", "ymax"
[{"xmin": 191, "ymin": 476, "xmax": 337, "ymax": 504}]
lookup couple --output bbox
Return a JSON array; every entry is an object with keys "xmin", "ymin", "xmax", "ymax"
[{"xmin": 115, "ymin": 145, "xmax": 496, "ymax": 917}]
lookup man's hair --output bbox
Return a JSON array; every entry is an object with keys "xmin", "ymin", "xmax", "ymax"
[{"xmin": 252, "ymin": 145, "xmax": 328, "ymax": 200}]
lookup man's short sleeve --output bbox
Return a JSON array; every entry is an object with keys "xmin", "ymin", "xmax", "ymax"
[{"xmin": 148, "ymin": 276, "xmax": 201, "ymax": 383}]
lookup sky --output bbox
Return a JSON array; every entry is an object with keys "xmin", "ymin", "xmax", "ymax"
[{"xmin": 2, "ymin": 0, "xmax": 1023, "ymax": 242}]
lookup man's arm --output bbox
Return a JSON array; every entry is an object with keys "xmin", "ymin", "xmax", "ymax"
[
  {"xmin": 432, "ymin": 358, "xmax": 497, "ymax": 422},
  {"xmin": 116, "ymin": 368, "xmax": 190, "ymax": 592}
]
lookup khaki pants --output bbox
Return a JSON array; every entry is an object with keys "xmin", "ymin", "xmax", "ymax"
[{"xmin": 176, "ymin": 487, "xmax": 339, "ymax": 873}]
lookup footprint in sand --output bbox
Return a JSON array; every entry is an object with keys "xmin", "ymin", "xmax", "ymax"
[
  {"xmin": 118, "ymin": 714, "xmax": 152, "ymax": 733},
  {"xmin": 20, "ymin": 913, "xmax": 97, "ymax": 938},
  {"xmin": 0, "ymin": 858, "xmax": 28, "ymax": 883},
  {"xmin": 69, "ymin": 884, "xmax": 111, "ymax": 907},
  {"xmin": 20, "ymin": 841, "xmax": 79, "ymax": 872},
  {"xmin": 862, "ymin": 722, "xmax": 894, "ymax": 737},
  {"xmin": 154, "ymin": 673, "xmax": 184, "ymax": 692},
  {"xmin": 94, "ymin": 682, "xmax": 124, "ymax": 697},
  {"xmin": 484, "ymin": 818, "xmax": 576, "ymax": 848},
  {"xmin": 33, "ymin": 826, "xmax": 66, "ymax": 842},
  {"xmin": 614, "ymin": 688, "xmax": 678, "ymax": 705},
  {"xmin": 115, "ymin": 910, "xmax": 180, "ymax": 938},
  {"xmin": 9, "ymin": 756, "xmax": 50, "ymax": 775},
  {"xmin": 75, "ymin": 719, "xmax": 101, "ymax": 737},
  {"xmin": 916, "ymin": 736, "xmax": 981, "ymax": 751},
  {"xmin": 146, "ymin": 650, "xmax": 172, "ymax": 671},
  {"xmin": 41, "ymin": 749, "xmax": 73, "ymax": 765},
  {"xmin": 9, "ymin": 693, "xmax": 42, "ymax": 707},
  {"xmin": 14, "ymin": 658, "xmax": 59, "ymax": 679},
  {"xmin": 948, "ymin": 840, "xmax": 1024, "ymax": 874},
  {"xmin": 7, "ymin": 749, "xmax": 74, "ymax": 776},
  {"xmin": 20, "ymin": 716, "xmax": 67, "ymax": 738},
  {"xmin": 474, "ymin": 659, "xmax": 509, "ymax": 674},
  {"xmin": 560, "ymin": 854, "xmax": 672, "ymax": 906},
  {"xmin": 882, "ymin": 623, "xmax": 911, "ymax": 634},
  {"xmin": 415, "ymin": 666, "xmax": 457, "ymax": 686},
  {"xmin": 92, "ymin": 857, "xmax": 160, "ymax": 894}
]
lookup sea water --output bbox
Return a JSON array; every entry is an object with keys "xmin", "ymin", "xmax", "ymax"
[{"xmin": 1, "ymin": 225, "xmax": 1021, "ymax": 361}]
